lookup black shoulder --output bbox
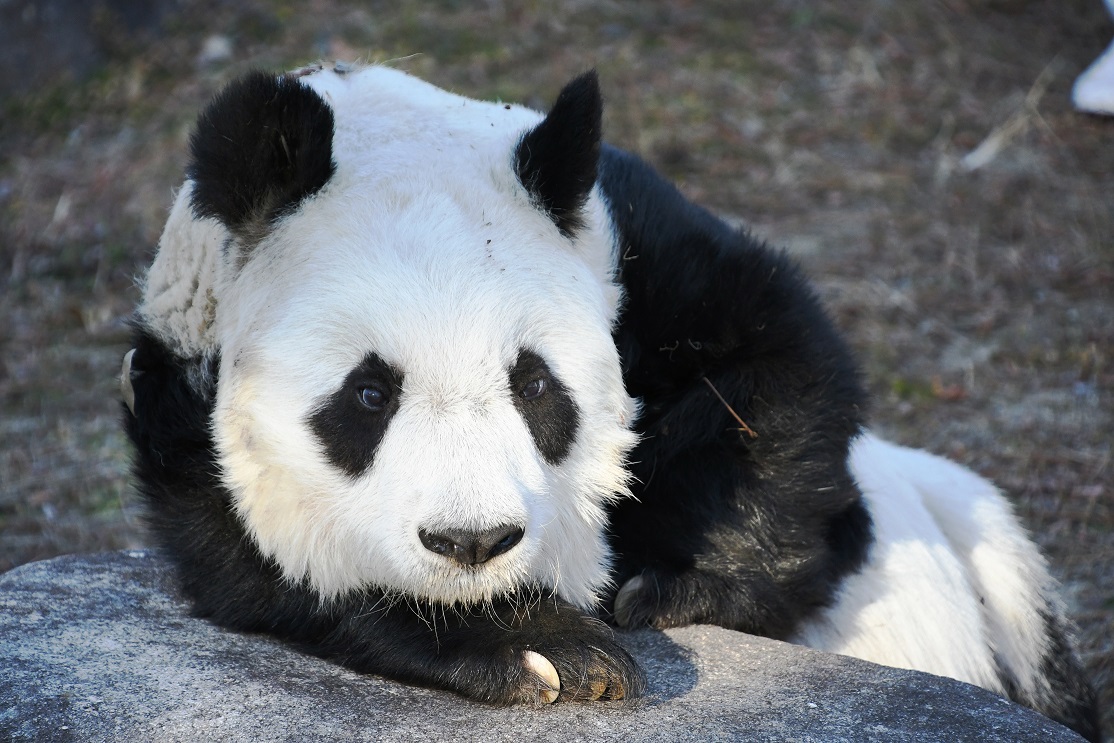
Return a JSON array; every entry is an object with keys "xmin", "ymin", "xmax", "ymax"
[{"xmin": 599, "ymin": 143, "xmax": 865, "ymax": 421}]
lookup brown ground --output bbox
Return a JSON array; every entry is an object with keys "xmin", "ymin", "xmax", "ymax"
[{"xmin": 1, "ymin": 0, "xmax": 1111, "ymax": 735}]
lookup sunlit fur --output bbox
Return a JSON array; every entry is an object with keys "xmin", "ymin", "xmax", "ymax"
[{"xmin": 794, "ymin": 433, "xmax": 1067, "ymax": 713}]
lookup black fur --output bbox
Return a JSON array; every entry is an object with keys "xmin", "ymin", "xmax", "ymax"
[
  {"xmin": 308, "ymin": 352, "xmax": 404, "ymax": 479},
  {"xmin": 125, "ymin": 328, "xmax": 643, "ymax": 705},
  {"xmin": 600, "ymin": 143, "xmax": 872, "ymax": 639},
  {"xmin": 189, "ymin": 70, "xmax": 336, "ymax": 243},
  {"xmin": 515, "ymin": 71, "xmax": 602, "ymax": 238},
  {"xmin": 1030, "ymin": 610, "xmax": 1101, "ymax": 742},
  {"xmin": 509, "ymin": 349, "xmax": 580, "ymax": 465}
]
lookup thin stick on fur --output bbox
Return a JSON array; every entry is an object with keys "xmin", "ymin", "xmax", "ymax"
[{"xmin": 702, "ymin": 376, "xmax": 758, "ymax": 439}]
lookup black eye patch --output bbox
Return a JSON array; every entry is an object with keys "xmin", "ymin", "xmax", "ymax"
[
  {"xmin": 308, "ymin": 352, "xmax": 404, "ymax": 478},
  {"xmin": 509, "ymin": 350, "xmax": 580, "ymax": 465}
]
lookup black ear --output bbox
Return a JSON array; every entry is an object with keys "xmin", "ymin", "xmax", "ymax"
[
  {"xmin": 515, "ymin": 70, "xmax": 602, "ymax": 238},
  {"xmin": 188, "ymin": 70, "xmax": 336, "ymax": 242}
]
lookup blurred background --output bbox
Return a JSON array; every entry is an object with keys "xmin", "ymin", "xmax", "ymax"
[{"xmin": 1, "ymin": 0, "xmax": 1111, "ymax": 733}]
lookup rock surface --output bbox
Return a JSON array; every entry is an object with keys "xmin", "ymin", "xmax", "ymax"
[{"xmin": 0, "ymin": 551, "xmax": 1082, "ymax": 742}]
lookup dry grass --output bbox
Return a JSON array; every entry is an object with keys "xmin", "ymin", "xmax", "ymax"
[{"xmin": 2, "ymin": 0, "xmax": 1111, "ymax": 734}]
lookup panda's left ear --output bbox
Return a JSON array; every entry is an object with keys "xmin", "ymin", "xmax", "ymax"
[
  {"xmin": 188, "ymin": 70, "xmax": 336, "ymax": 246},
  {"xmin": 515, "ymin": 70, "xmax": 602, "ymax": 238}
]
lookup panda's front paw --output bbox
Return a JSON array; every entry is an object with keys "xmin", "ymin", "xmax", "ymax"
[
  {"xmin": 525, "ymin": 625, "xmax": 644, "ymax": 702},
  {"xmin": 461, "ymin": 605, "xmax": 644, "ymax": 705},
  {"xmin": 613, "ymin": 574, "xmax": 652, "ymax": 628},
  {"xmin": 612, "ymin": 571, "xmax": 701, "ymax": 630}
]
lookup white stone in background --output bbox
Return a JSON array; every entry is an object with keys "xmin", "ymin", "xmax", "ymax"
[
  {"xmin": 197, "ymin": 35, "xmax": 234, "ymax": 67},
  {"xmin": 1073, "ymin": 0, "xmax": 1114, "ymax": 114},
  {"xmin": 1074, "ymin": 42, "xmax": 1114, "ymax": 114}
]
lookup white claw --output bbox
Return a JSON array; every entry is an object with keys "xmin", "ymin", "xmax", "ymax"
[
  {"xmin": 120, "ymin": 349, "xmax": 137, "ymax": 416},
  {"xmin": 613, "ymin": 575, "xmax": 644, "ymax": 628},
  {"xmin": 523, "ymin": 650, "xmax": 560, "ymax": 704}
]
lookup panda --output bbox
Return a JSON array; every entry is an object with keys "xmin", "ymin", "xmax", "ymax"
[{"xmin": 121, "ymin": 62, "xmax": 1099, "ymax": 739}]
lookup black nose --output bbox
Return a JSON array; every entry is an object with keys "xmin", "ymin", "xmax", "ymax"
[{"xmin": 418, "ymin": 524, "xmax": 525, "ymax": 565}]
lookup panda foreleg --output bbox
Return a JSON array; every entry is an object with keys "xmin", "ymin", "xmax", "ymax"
[
  {"xmin": 315, "ymin": 591, "xmax": 645, "ymax": 704},
  {"xmin": 159, "ymin": 547, "xmax": 644, "ymax": 705}
]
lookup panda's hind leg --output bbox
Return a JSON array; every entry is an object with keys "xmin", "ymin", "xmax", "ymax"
[{"xmin": 847, "ymin": 436, "xmax": 1100, "ymax": 739}]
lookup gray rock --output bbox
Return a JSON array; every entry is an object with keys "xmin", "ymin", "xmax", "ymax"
[{"xmin": 0, "ymin": 551, "xmax": 1081, "ymax": 742}]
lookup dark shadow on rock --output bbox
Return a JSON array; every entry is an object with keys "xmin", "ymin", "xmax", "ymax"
[{"xmin": 619, "ymin": 627, "xmax": 699, "ymax": 704}]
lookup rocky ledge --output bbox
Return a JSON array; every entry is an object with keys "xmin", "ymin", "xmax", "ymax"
[{"xmin": 0, "ymin": 551, "xmax": 1082, "ymax": 742}]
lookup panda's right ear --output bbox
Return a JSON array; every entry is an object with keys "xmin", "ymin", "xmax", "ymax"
[
  {"xmin": 515, "ymin": 70, "xmax": 602, "ymax": 239},
  {"xmin": 188, "ymin": 70, "xmax": 336, "ymax": 246}
]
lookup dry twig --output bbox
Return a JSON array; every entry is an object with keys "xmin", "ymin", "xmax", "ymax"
[{"xmin": 701, "ymin": 376, "xmax": 758, "ymax": 439}]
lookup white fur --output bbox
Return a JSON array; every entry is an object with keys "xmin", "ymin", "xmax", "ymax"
[
  {"xmin": 138, "ymin": 180, "xmax": 228, "ymax": 359},
  {"xmin": 143, "ymin": 65, "xmax": 638, "ymax": 609},
  {"xmin": 792, "ymin": 433, "xmax": 1057, "ymax": 702}
]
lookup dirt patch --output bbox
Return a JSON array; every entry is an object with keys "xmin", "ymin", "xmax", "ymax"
[{"xmin": 2, "ymin": 0, "xmax": 1111, "ymax": 734}]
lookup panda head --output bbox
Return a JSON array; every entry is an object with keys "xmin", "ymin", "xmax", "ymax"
[{"xmin": 162, "ymin": 65, "xmax": 638, "ymax": 609}]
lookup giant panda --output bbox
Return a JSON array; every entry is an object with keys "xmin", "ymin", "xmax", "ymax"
[{"xmin": 121, "ymin": 62, "xmax": 1099, "ymax": 739}]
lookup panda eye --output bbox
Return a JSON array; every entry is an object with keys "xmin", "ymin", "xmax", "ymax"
[
  {"xmin": 521, "ymin": 377, "xmax": 548, "ymax": 401},
  {"xmin": 357, "ymin": 386, "xmax": 389, "ymax": 411}
]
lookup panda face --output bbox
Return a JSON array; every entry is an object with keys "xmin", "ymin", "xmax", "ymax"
[{"xmin": 195, "ymin": 66, "xmax": 638, "ymax": 609}]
